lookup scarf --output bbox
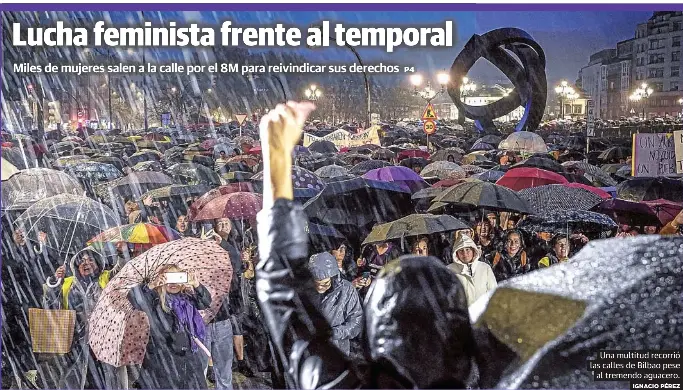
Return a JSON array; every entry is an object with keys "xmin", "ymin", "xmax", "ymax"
[{"xmin": 167, "ymin": 293, "xmax": 206, "ymax": 353}]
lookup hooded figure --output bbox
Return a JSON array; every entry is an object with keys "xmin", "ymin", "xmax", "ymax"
[
  {"xmin": 308, "ymin": 252, "xmax": 363, "ymax": 356},
  {"xmin": 448, "ymin": 235, "xmax": 497, "ymax": 306},
  {"xmin": 42, "ymin": 247, "xmax": 119, "ymax": 389}
]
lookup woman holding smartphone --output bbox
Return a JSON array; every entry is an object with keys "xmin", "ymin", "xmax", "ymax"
[{"xmin": 127, "ymin": 264, "xmax": 212, "ymax": 389}]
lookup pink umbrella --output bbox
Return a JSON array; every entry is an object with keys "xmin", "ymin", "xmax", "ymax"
[
  {"xmin": 88, "ymin": 238, "xmax": 233, "ymax": 366},
  {"xmin": 563, "ymin": 183, "xmax": 611, "ymax": 200},
  {"xmin": 190, "ymin": 191, "xmax": 262, "ymax": 221},
  {"xmin": 496, "ymin": 167, "xmax": 568, "ymax": 191},
  {"xmin": 643, "ymin": 199, "xmax": 683, "ymax": 225}
]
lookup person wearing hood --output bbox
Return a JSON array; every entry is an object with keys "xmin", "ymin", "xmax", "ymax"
[
  {"xmin": 308, "ymin": 252, "xmax": 363, "ymax": 356},
  {"xmin": 42, "ymin": 247, "xmax": 122, "ymax": 389},
  {"xmin": 448, "ymin": 235, "xmax": 497, "ymax": 306}
]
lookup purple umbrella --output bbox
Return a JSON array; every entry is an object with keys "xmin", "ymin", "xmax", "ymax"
[
  {"xmin": 593, "ymin": 198, "xmax": 661, "ymax": 227},
  {"xmin": 293, "ymin": 145, "xmax": 311, "ymax": 157},
  {"xmin": 363, "ymin": 166, "xmax": 430, "ymax": 193},
  {"xmin": 470, "ymin": 141, "xmax": 495, "ymax": 151}
]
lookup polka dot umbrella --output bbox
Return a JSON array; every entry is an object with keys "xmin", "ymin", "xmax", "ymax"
[
  {"xmin": 88, "ymin": 237, "xmax": 233, "ymax": 367},
  {"xmin": 190, "ymin": 191, "xmax": 263, "ymax": 222},
  {"xmin": 251, "ymin": 165, "xmax": 325, "ymax": 193}
]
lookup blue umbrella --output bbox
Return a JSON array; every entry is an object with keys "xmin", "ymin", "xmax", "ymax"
[
  {"xmin": 470, "ymin": 141, "xmax": 495, "ymax": 151},
  {"xmin": 472, "ymin": 170, "xmax": 505, "ymax": 183}
]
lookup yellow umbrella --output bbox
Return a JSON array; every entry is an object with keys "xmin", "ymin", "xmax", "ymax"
[{"xmin": 1, "ymin": 158, "xmax": 19, "ymax": 181}]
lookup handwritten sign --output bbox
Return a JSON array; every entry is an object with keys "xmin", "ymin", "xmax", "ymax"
[
  {"xmin": 303, "ymin": 126, "xmax": 381, "ymax": 149},
  {"xmin": 674, "ymin": 130, "xmax": 683, "ymax": 174},
  {"xmin": 632, "ymin": 133, "xmax": 677, "ymax": 177}
]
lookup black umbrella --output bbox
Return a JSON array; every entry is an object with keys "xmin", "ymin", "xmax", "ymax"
[
  {"xmin": 483, "ymin": 236, "xmax": 683, "ymax": 389},
  {"xmin": 96, "ymin": 172, "xmax": 173, "ymax": 204},
  {"xmin": 598, "ymin": 146, "xmax": 631, "ymax": 162},
  {"xmin": 593, "ymin": 198, "xmax": 661, "ymax": 227},
  {"xmin": 141, "ymin": 184, "xmax": 212, "ymax": 201},
  {"xmin": 127, "ymin": 150, "xmax": 162, "ymax": 167},
  {"xmin": 303, "ymin": 177, "xmax": 413, "ymax": 235},
  {"xmin": 430, "ymin": 147, "xmax": 465, "ymax": 162},
  {"xmin": 430, "ymin": 181, "xmax": 532, "ymax": 214},
  {"xmin": 93, "ymin": 156, "xmax": 125, "ymax": 172},
  {"xmin": 511, "ymin": 156, "xmax": 565, "ymax": 173},
  {"xmin": 296, "ymin": 153, "xmax": 345, "ymax": 172},
  {"xmin": 362, "ymin": 214, "xmax": 470, "ymax": 245},
  {"xmin": 399, "ymin": 157, "xmax": 430, "ymax": 170},
  {"xmin": 518, "ymin": 184, "xmax": 604, "ymax": 215},
  {"xmin": 562, "ymin": 161, "xmax": 617, "ymax": 187},
  {"xmin": 308, "ymin": 140, "xmax": 338, "ymax": 154},
  {"xmin": 166, "ymin": 163, "xmax": 222, "ymax": 186},
  {"xmin": 191, "ymin": 154, "xmax": 214, "ymax": 168},
  {"xmin": 516, "ymin": 209, "xmax": 618, "ymax": 235},
  {"xmin": 371, "ymin": 148, "xmax": 396, "ymax": 161},
  {"xmin": 616, "ymin": 177, "xmax": 683, "ymax": 203},
  {"xmin": 349, "ymin": 160, "xmax": 392, "ymax": 176},
  {"xmin": 221, "ymin": 171, "xmax": 253, "ymax": 183}
]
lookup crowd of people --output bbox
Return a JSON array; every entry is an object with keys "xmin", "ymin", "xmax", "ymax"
[{"xmin": 2, "ymin": 104, "xmax": 683, "ymax": 390}]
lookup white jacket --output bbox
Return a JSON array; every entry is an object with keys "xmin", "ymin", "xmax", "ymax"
[{"xmin": 448, "ymin": 235, "xmax": 497, "ymax": 306}]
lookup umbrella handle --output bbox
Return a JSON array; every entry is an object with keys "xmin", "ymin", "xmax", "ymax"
[{"xmin": 45, "ymin": 276, "xmax": 63, "ymax": 288}]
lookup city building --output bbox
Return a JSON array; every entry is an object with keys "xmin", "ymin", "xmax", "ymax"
[{"xmin": 432, "ymin": 84, "xmax": 525, "ymax": 122}]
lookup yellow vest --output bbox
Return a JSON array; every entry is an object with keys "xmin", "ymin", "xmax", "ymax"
[{"xmin": 61, "ymin": 270, "xmax": 111, "ymax": 309}]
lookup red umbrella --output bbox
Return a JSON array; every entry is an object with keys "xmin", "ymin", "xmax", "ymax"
[
  {"xmin": 643, "ymin": 199, "xmax": 683, "ymax": 225},
  {"xmin": 190, "ymin": 191, "xmax": 262, "ymax": 221},
  {"xmin": 432, "ymin": 179, "xmax": 466, "ymax": 188},
  {"xmin": 397, "ymin": 149, "xmax": 430, "ymax": 161},
  {"xmin": 247, "ymin": 146, "xmax": 262, "ymax": 155},
  {"xmin": 496, "ymin": 167, "xmax": 568, "ymax": 191},
  {"xmin": 187, "ymin": 183, "xmax": 254, "ymax": 220},
  {"xmin": 200, "ymin": 139, "xmax": 219, "ymax": 150},
  {"xmin": 563, "ymin": 183, "xmax": 611, "ymax": 200}
]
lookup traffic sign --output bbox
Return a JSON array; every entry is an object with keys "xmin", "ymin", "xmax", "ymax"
[
  {"xmin": 235, "ymin": 114, "xmax": 248, "ymax": 126},
  {"xmin": 422, "ymin": 103, "xmax": 437, "ymax": 121},
  {"xmin": 586, "ymin": 99, "xmax": 595, "ymax": 137},
  {"xmin": 423, "ymin": 120, "xmax": 436, "ymax": 135}
]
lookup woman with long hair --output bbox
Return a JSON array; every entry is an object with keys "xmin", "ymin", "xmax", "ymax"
[{"xmin": 127, "ymin": 264, "xmax": 212, "ymax": 389}]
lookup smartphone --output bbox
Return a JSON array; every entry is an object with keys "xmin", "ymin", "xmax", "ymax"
[
  {"xmin": 362, "ymin": 272, "xmax": 371, "ymax": 280},
  {"xmin": 165, "ymin": 272, "xmax": 188, "ymax": 284}
]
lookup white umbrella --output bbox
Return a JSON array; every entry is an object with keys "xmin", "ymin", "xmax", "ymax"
[
  {"xmin": 498, "ymin": 131, "xmax": 548, "ymax": 154},
  {"xmin": 1, "ymin": 157, "xmax": 19, "ymax": 181}
]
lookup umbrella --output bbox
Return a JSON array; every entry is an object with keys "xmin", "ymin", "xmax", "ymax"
[
  {"xmin": 95, "ymin": 172, "xmax": 173, "ymax": 202},
  {"xmin": 303, "ymin": 177, "xmax": 414, "ymax": 231},
  {"xmin": 615, "ymin": 165, "xmax": 632, "ymax": 179},
  {"xmin": 127, "ymin": 150, "xmax": 162, "ymax": 167},
  {"xmin": 511, "ymin": 156, "xmax": 565, "ymax": 173},
  {"xmin": 308, "ymin": 140, "xmax": 338, "ymax": 154},
  {"xmin": 67, "ymin": 162, "xmax": 123, "ymax": 182},
  {"xmin": 15, "ymin": 194, "xmax": 119, "ymax": 255},
  {"xmin": 643, "ymin": 199, "xmax": 683, "ymax": 226},
  {"xmin": 234, "ymin": 136, "xmax": 256, "ymax": 146},
  {"xmin": 88, "ymin": 223, "xmax": 181, "ymax": 249},
  {"xmin": 371, "ymin": 148, "xmax": 396, "ymax": 161},
  {"xmin": 363, "ymin": 166, "xmax": 430, "ymax": 193},
  {"xmin": 476, "ymin": 135, "xmax": 502, "ymax": 145},
  {"xmin": 306, "ymin": 221, "xmax": 348, "ymax": 252},
  {"xmin": 461, "ymin": 165, "xmax": 487, "ymax": 176},
  {"xmin": 166, "ymin": 163, "xmax": 222, "ymax": 186},
  {"xmin": 61, "ymin": 136, "xmax": 84, "ymax": 144},
  {"xmin": 2, "ymin": 147, "xmax": 30, "ymax": 169},
  {"xmin": 601, "ymin": 163, "xmax": 628, "ymax": 175},
  {"xmin": 349, "ymin": 160, "xmax": 391, "ymax": 176},
  {"xmin": 562, "ymin": 161, "xmax": 617, "ymax": 187},
  {"xmin": 1, "ymin": 157, "xmax": 19, "ymax": 181},
  {"xmin": 222, "ymin": 171, "xmax": 253, "ymax": 183},
  {"xmin": 53, "ymin": 155, "xmax": 91, "ymax": 169},
  {"xmin": 462, "ymin": 153, "xmax": 490, "ymax": 165},
  {"xmin": 362, "ymin": 214, "xmax": 470, "ymax": 245},
  {"xmin": 472, "ymin": 170, "xmax": 505, "ymax": 183},
  {"xmin": 518, "ymin": 184, "xmax": 604, "ymax": 215},
  {"xmin": 93, "ymin": 156, "xmax": 126, "ymax": 172},
  {"xmin": 482, "ymin": 236, "xmax": 683, "ymax": 389},
  {"xmin": 616, "ymin": 177, "xmax": 683, "ymax": 203},
  {"xmin": 496, "ymin": 168, "xmax": 568, "ymax": 191},
  {"xmin": 430, "ymin": 181, "xmax": 533, "ymax": 214},
  {"xmin": 191, "ymin": 191, "xmax": 262, "ymax": 221},
  {"xmin": 314, "ymin": 165, "xmax": 349, "ymax": 179},
  {"xmin": 516, "ymin": 209, "xmax": 617, "ymax": 235},
  {"xmin": 470, "ymin": 140, "xmax": 495, "ymax": 151},
  {"xmin": 293, "ymin": 145, "xmax": 311, "ymax": 156},
  {"xmin": 140, "ymin": 184, "xmax": 212, "ymax": 202},
  {"xmin": 399, "ymin": 157, "xmax": 430, "ymax": 171},
  {"xmin": 227, "ymin": 155, "xmax": 260, "ymax": 168},
  {"xmin": 296, "ymin": 153, "xmax": 343, "ymax": 171},
  {"xmin": 252, "ymin": 166, "xmax": 326, "ymax": 193},
  {"xmin": 200, "ymin": 139, "xmax": 219, "ymax": 150},
  {"xmin": 339, "ymin": 153, "xmax": 371, "ymax": 165},
  {"xmin": 594, "ymin": 198, "xmax": 661, "ymax": 227},
  {"xmin": 132, "ymin": 161, "xmax": 163, "ymax": 172},
  {"xmin": 598, "ymin": 146, "xmax": 631, "ymax": 162},
  {"xmin": 498, "ymin": 131, "xmax": 548, "ymax": 154},
  {"xmin": 247, "ymin": 146, "xmax": 262, "ymax": 155},
  {"xmin": 186, "ymin": 183, "xmax": 254, "ymax": 220},
  {"xmin": 430, "ymin": 147, "xmax": 465, "ymax": 163},
  {"xmin": 397, "ymin": 149, "xmax": 430, "ymax": 161},
  {"xmin": 49, "ymin": 141, "xmax": 80, "ymax": 155},
  {"xmin": 164, "ymin": 147, "xmax": 185, "ymax": 165},
  {"xmin": 2, "ymin": 168, "xmax": 84, "ymax": 211},
  {"xmin": 411, "ymin": 187, "xmax": 448, "ymax": 200},
  {"xmin": 562, "ymin": 183, "xmax": 611, "ymax": 200},
  {"xmin": 420, "ymin": 161, "xmax": 466, "ymax": 180},
  {"xmin": 432, "ymin": 179, "xmax": 467, "ymax": 188},
  {"xmin": 88, "ymin": 238, "xmax": 233, "ymax": 367}
]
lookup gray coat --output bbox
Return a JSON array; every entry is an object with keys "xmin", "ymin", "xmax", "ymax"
[{"xmin": 309, "ymin": 253, "xmax": 363, "ymax": 355}]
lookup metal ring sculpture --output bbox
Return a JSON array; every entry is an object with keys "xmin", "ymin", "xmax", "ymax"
[{"xmin": 448, "ymin": 28, "xmax": 547, "ymax": 134}]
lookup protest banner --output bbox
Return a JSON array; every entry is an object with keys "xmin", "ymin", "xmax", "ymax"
[
  {"xmin": 631, "ymin": 133, "xmax": 677, "ymax": 177},
  {"xmin": 303, "ymin": 126, "xmax": 381, "ymax": 149},
  {"xmin": 674, "ymin": 130, "xmax": 683, "ymax": 174}
]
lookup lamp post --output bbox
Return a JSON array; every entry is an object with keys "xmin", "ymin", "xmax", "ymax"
[
  {"xmin": 678, "ymin": 98, "xmax": 683, "ymax": 118},
  {"xmin": 554, "ymin": 80, "xmax": 575, "ymax": 120},
  {"xmin": 410, "ymin": 71, "xmax": 450, "ymax": 104},
  {"xmin": 630, "ymin": 83, "xmax": 653, "ymax": 119},
  {"xmin": 304, "ymin": 84, "xmax": 322, "ymax": 101}
]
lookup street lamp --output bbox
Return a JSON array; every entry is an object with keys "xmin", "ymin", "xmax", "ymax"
[
  {"xmin": 554, "ymin": 80, "xmax": 575, "ymax": 119},
  {"xmin": 410, "ymin": 71, "xmax": 450, "ymax": 103},
  {"xmin": 630, "ymin": 83, "xmax": 654, "ymax": 119},
  {"xmin": 461, "ymin": 77, "xmax": 477, "ymax": 98},
  {"xmin": 678, "ymin": 98, "xmax": 683, "ymax": 118},
  {"xmin": 304, "ymin": 84, "xmax": 322, "ymax": 101}
]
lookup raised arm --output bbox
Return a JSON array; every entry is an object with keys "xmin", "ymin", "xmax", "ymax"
[{"xmin": 256, "ymin": 102, "xmax": 361, "ymax": 389}]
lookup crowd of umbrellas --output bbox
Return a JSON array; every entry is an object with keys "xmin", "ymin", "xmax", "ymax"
[{"xmin": 1, "ymin": 118, "xmax": 683, "ymax": 389}]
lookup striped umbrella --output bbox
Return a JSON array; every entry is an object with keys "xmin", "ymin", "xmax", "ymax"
[{"xmin": 88, "ymin": 223, "xmax": 181, "ymax": 247}]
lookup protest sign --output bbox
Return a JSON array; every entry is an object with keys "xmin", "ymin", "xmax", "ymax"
[
  {"xmin": 303, "ymin": 126, "xmax": 381, "ymax": 149},
  {"xmin": 674, "ymin": 130, "xmax": 683, "ymax": 174},
  {"xmin": 631, "ymin": 133, "xmax": 677, "ymax": 177}
]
